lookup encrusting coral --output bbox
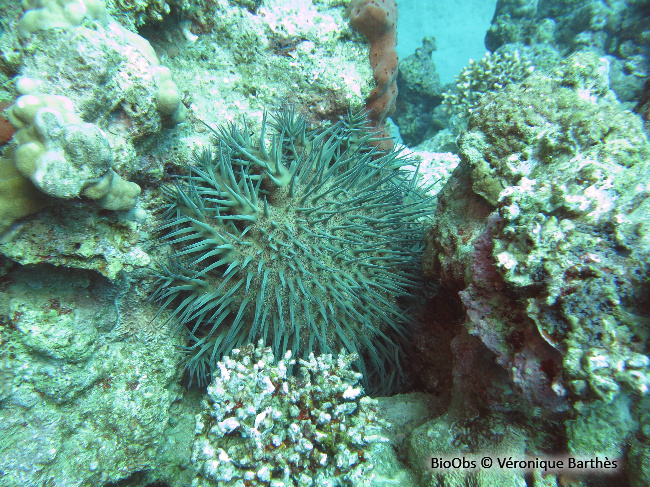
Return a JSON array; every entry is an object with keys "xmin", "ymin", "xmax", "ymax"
[
  {"xmin": 152, "ymin": 109, "xmax": 432, "ymax": 392},
  {"xmin": 414, "ymin": 50, "xmax": 650, "ymax": 487}
]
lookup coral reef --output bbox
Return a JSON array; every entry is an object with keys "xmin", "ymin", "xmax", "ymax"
[
  {"xmin": 485, "ymin": 0, "xmax": 650, "ymax": 103},
  {"xmin": 0, "ymin": 0, "xmax": 372, "ymax": 269},
  {"xmin": 0, "ymin": 1, "xmax": 445, "ymax": 486},
  {"xmin": 0, "ymin": 0, "xmax": 189, "ymax": 237},
  {"xmin": 17, "ymin": 0, "xmax": 109, "ymax": 36},
  {"xmin": 409, "ymin": 411, "xmax": 532, "ymax": 487},
  {"xmin": 0, "ymin": 199, "xmax": 152, "ymax": 279},
  {"xmin": 427, "ymin": 51, "xmax": 650, "ymax": 407},
  {"xmin": 8, "ymin": 0, "xmax": 650, "ymax": 485},
  {"xmin": 635, "ymin": 77, "xmax": 650, "ymax": 133},
  {"xmin": 104, "ymin": 0, "xmax": 170, "ymax": 31},
  {"xmin": 421, "ymin": 50, "xmax": 650, "ymax": 484},
  {"xmin": 153, "ymin": 109, "xmax": 431, "ymax": 390},
  {"xmin": 162, "ymin": 0, "xmax": 372, "ymax": 127},
  {"xmin": 14, "ymin": 3, "xmax": 187, "ymax": 153},
  {"xmin": 0, "ymin": 262, "xmax": 188, "ymax": 487},
  {"xmin": 192, "ymin": 341, "xmax": 387, "ymax": 486},
  {"xmin": 348, "ymin": 0, "xmax": 399, "ymax": 151}
]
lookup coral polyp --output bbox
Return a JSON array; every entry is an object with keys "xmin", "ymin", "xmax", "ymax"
[{"xmin": 152, "ymin": 109, "xmax": 430, "ymax": 391}]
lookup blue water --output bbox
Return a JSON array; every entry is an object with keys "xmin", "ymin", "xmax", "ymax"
[{"xmin": 397, "ymin": 0, "xmax": 498, "ymax": 84}]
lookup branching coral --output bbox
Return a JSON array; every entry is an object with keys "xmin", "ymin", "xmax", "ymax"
[
  {"xmin": 152, "ymin": 109, "xmax": 431, "ymax": 392},
  {"xmin": 192, "ymin": 341, "xmax": 387, "ymax": 486},
  {"xmin": 442, "ymin": 48, "xmax": 534, "ymax": 120}
]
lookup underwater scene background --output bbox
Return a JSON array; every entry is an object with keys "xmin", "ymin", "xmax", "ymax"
[{"xmin": 0, "ymin": 0, "xmax": 649, "ymax": 485}]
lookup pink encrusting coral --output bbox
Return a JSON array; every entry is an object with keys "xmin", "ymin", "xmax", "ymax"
[
  {"xmin": 348, "ymin": 0, "xmax": 399, "ymax": 151},
  {"xmin": 459, "ymin": 214, "xmax": 568, "ymax": 413}
]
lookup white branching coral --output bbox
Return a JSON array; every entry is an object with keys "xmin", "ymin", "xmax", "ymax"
[{"xmin": 191, "ymin": 341, "xmax": 388, "ymax": 487}]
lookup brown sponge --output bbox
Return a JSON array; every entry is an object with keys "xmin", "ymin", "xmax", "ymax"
[{"xmin": 348, "ymin": 0, "xmax": 399, "ymax": 151}]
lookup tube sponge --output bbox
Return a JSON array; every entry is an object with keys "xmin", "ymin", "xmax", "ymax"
[{"xmin": 348, "ymin": 0, "xmax": 399, "ymax": 150}]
